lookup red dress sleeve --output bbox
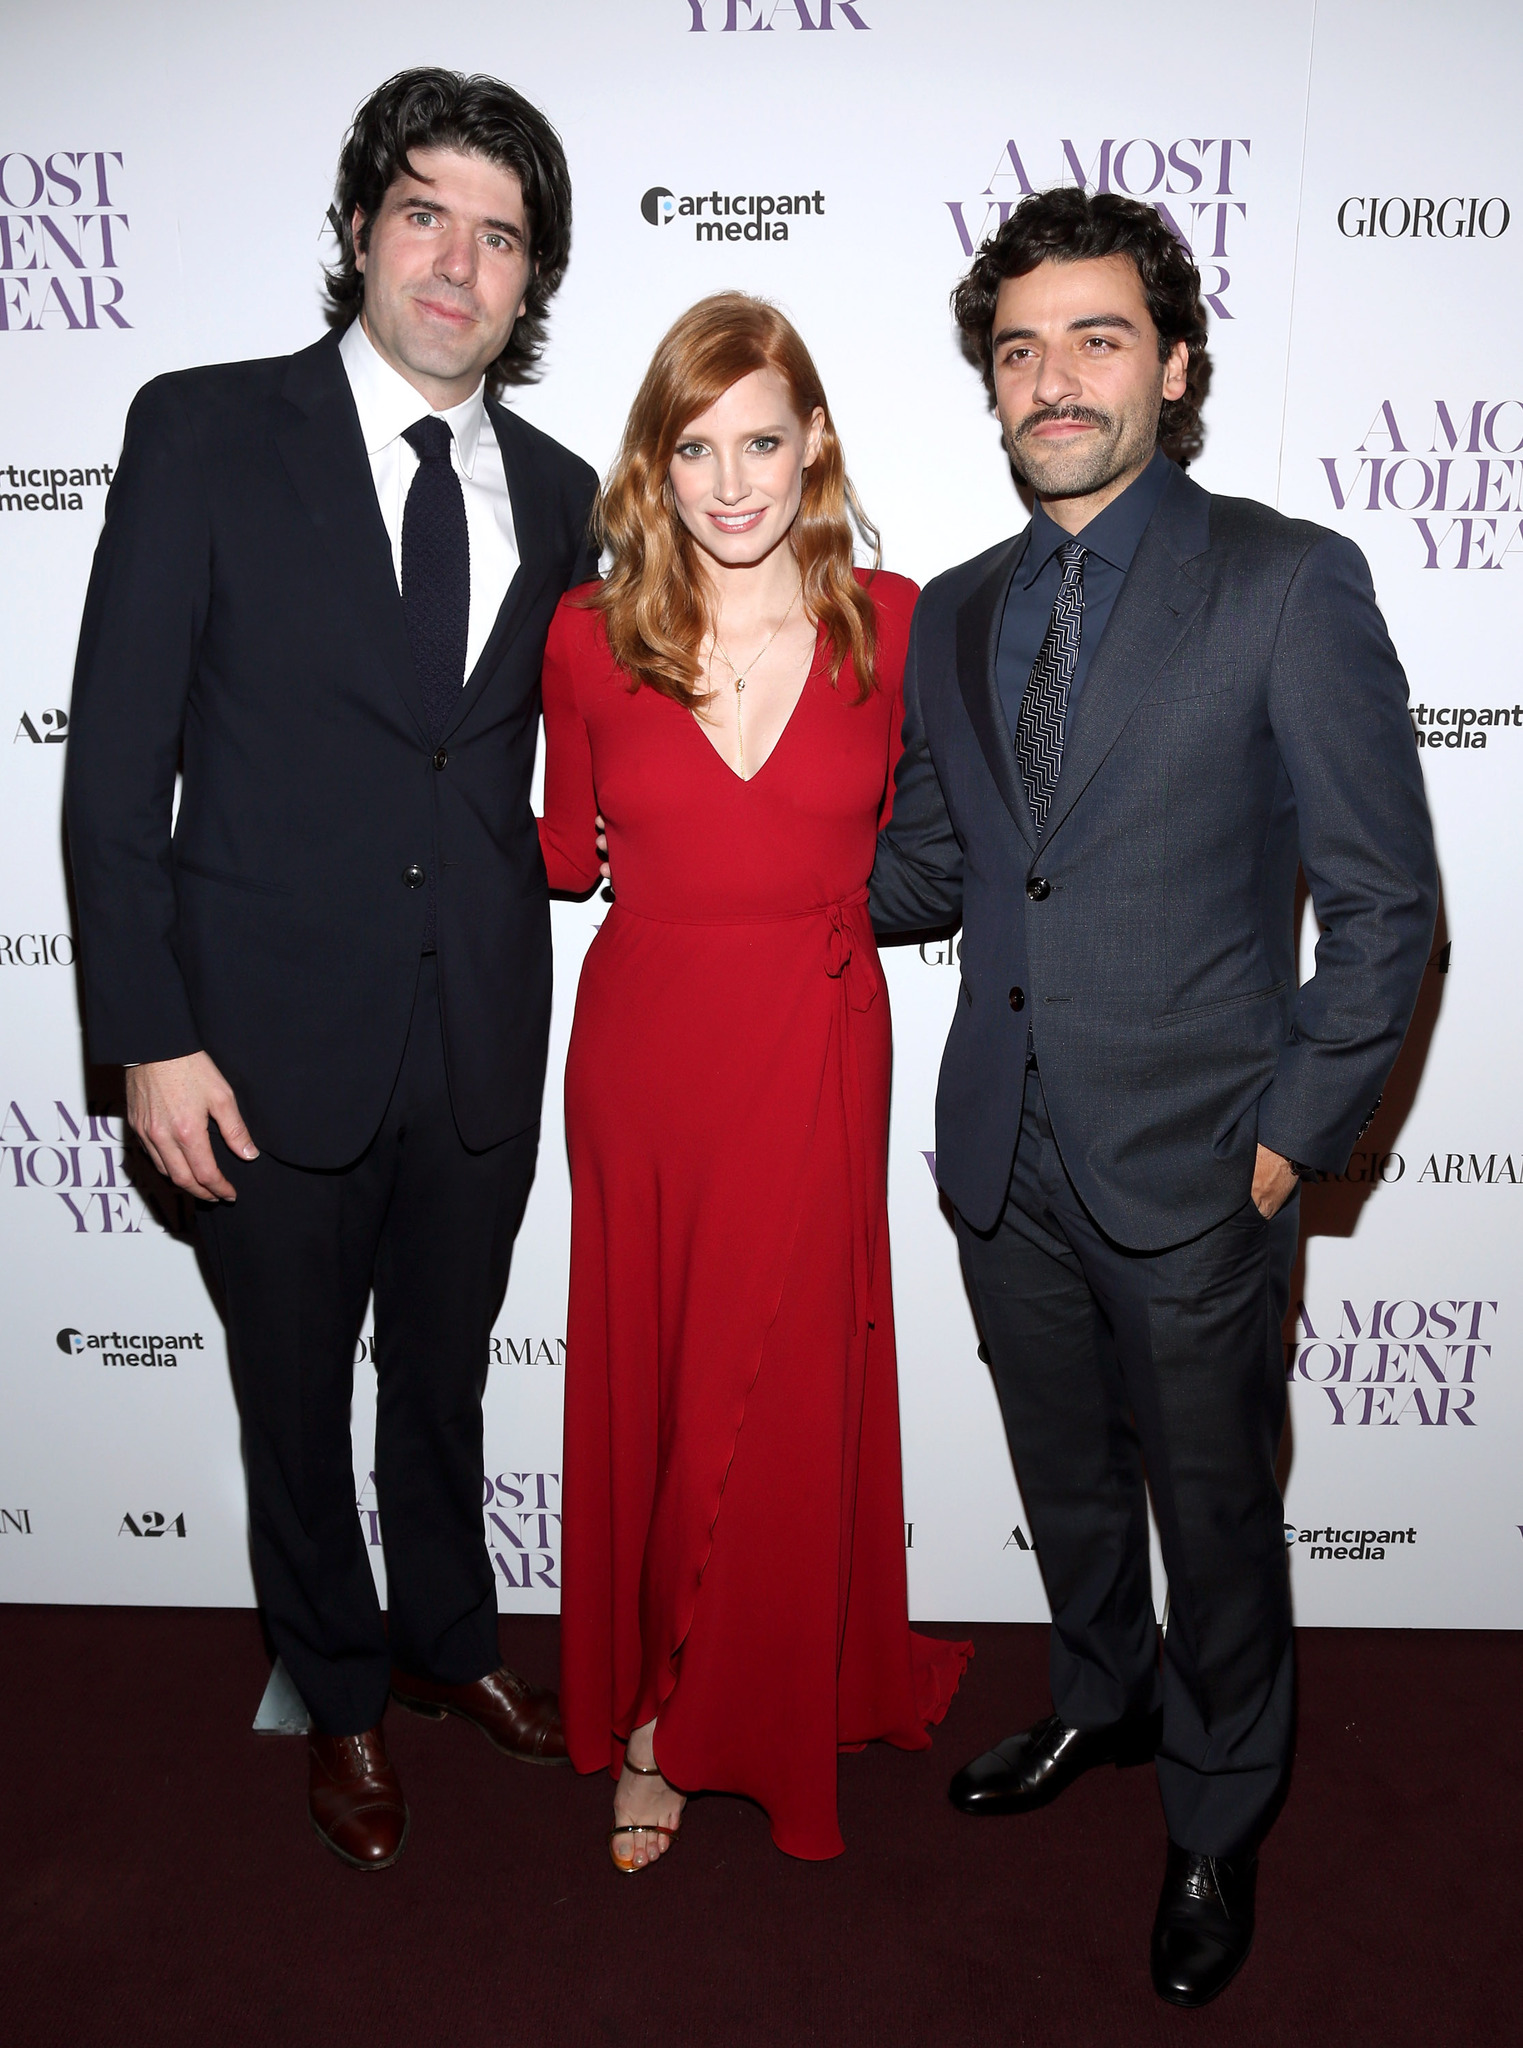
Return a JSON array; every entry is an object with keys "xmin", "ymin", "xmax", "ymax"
[
  {"xmin": 867, "ymin": 570, "xmax": 919, "ymax": 830},
  {"xmin": 538, "ymin": 592, "xmax": 604, "ymax": 893}
]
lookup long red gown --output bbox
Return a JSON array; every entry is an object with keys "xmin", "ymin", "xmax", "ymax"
[{"xmin": 538, "ymin": 569, "xmax": 970, "ymax": 1860}]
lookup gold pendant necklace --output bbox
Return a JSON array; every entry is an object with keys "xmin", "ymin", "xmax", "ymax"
[{"xmin": 710, "ymin": 581, "xmax": 802, "ymax": 779}]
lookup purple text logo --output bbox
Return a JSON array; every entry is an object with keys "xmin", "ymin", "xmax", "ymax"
[
  {"xmin": 685, "ymin": 1, "xmax": 869, "ymax": 27},
  {"xmin": 1286, "ymin": 1297, "xmax": 1497, "ymax": 1426},
  {"xmin": 1320, "ymin": 399, "xmax": 1523, "ymax": 569},
  {"xmin": 946, "ymin": 137, "xmax": 1250, "ymax": 318},
  {"xmin": 0, "ymin": 152, "xmax": 129, "ymax": 332}
]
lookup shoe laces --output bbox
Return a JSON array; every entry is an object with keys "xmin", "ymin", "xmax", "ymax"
[{"xmin": 1180, "ymin": 1854, "xmax": 1223, "ymax": 1906}]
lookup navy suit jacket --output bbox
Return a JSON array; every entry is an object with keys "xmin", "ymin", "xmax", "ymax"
[
  {"xmin": 65, "ymin": 331, "xmax": 599, "ymax": 1166},
  {"xmin": 870, "ymin": 464, "xmax": 1438, "ymax": 1247}
]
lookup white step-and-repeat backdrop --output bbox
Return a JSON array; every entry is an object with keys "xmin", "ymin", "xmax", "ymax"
[{"xmin": 3, "ymin": 0, "xmax": 1519, "ymax": 1627}]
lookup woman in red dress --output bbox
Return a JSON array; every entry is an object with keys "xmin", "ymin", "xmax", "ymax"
[{"xmin": 538, "ymin": 294, "xmax": 970, "ymax": 1870}]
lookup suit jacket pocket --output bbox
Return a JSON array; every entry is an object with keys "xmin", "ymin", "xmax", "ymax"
[
  {"xmin": 174, "ymin": 856, "xmax": 295, "ymax": 899},
  {"xmin": 1150, "ymin": 980, "xmax": 1286, "ymax": 1027}
]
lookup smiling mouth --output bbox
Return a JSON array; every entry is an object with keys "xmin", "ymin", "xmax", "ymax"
[
  {"xmin": 414, "ymin": 295, "xmax": 474, "ymax": 326},
  {"xmin": 708, "ymin": 509, "xmax": 767, "ymax": 533}
]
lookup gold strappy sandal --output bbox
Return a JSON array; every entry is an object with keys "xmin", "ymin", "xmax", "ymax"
[{"xmin": 608, "ymin": 1757, "xmax": 681, "ymax": 1874}]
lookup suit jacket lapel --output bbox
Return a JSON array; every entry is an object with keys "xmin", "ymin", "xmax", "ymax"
[
  {"xmin": 274, "ymin": 337, "xmax": 430, "ymax": 743},
  {"xmin": 1040, "ymin": 468, "xmax": 1211, "ymax": 848},
  {"xmin": 440, "ymin": 400, "xmax": 560, "ymax": 741},
  {"xmin": 955, "ymin": 531, "xmax": 1038, "ymax": 850}
]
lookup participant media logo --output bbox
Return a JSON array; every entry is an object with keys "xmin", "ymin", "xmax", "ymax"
[
  {"xmin": 1285, "ymin": 1521, "xmax": 1415, "ymax": 1561},
  {"xmin": 945, "ymin": 135, "xmax": 1251, "ymax": 317},
  {"xmin": 1286, "ymin": 1296, "xmax": 1498, "ymax": 1426},
  {"xmin": 1, "ymin": 461, "xmax": 114, "ymax": 513},
  {"xmin": 640, "ymin": 183, "xmax": 824, "ymax": 243},
  {"xmin": 0, "ymin": 151, "xmax": 130, "ymax": 331},
  {"xmin": 1408, "ymin": 702, "xmax": 1520, "ymax": 751},
  {"xmin": 1319, "ymin": 398, "xmax": 1523, "ymax": 569},
  {"xmin": 56, "ymin": 1324, "xmax": 205, "ymax": 1367}
]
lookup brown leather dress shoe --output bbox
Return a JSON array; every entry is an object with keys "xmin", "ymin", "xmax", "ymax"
[
  {"xmin": 308, "ymin": 1726, "xmax": 409, "ymax": 1869},
  {"xmin": 390, "ymin": 1664, "xmax": 569, "ymax": 1764}
]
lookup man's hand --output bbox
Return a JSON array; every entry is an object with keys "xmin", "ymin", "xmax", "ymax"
[
  {"xmin": 1251, "ymin": 1144, "xmax": 1299, "ymax": 1220},
  {"xmin": 126, "ymin": 1051, "xmax": 258, "ymax": 1203}
]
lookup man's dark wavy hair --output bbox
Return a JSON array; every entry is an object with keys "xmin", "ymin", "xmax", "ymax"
[
  {"xmin": 323, "ymin": 68, "xmax": 572, "ymax": 394},
  {"xmin": 951, "ymin": 187, "xmax": 1211, "ymax": 466}
]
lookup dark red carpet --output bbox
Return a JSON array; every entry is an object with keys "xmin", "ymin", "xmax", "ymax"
[{"xmin": 1, "ymin": 1609, "xmax": 1517, "ymax": 2046}]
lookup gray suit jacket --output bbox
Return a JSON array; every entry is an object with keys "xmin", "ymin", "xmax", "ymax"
[{"xmin": 870, "ymin": 464, "xmax": 1438, "ymax": 1247}]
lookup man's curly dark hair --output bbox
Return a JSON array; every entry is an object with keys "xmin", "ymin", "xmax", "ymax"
[
  {"xmin": 323, "ymin": 68, "xmax": 572, "ymax": 395},
  {"xmin": 951, "ymin": 187, "xmax": 1211, "ymax": 466}
]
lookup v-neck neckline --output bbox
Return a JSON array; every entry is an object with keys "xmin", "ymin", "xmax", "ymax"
[{"xmin": 689, "ymin": 623, "xmax": 824, "ymax": 786}]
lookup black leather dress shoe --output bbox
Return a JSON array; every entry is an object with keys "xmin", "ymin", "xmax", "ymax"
[
  {"xmin": 948, "ymin": 1708, "xmax": 1158, "ymax": 1816},
  {"xmin": 1150, "ymin": 1841, "xmax": 1258, "ymax": 2007}
]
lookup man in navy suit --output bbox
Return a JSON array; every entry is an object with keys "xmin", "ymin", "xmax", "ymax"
[
  {"xmin": 870, "ymin": 189, "xmax": 1435, "ymax": 2005},
  {"xmin": 66, "ymin": 70, "xmax": 598, "ymax": 1869}
]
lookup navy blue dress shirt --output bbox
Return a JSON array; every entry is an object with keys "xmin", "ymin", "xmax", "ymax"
[{"xmin": 996, "ymin": 446, "xmax": 1176, "ymax": 746}]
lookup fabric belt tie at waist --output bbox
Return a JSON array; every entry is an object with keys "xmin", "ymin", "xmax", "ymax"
[
  {"xmin": 612, "ymin": 891, "xmax": 881, "ymax": 1015},
  {"xmin": 824, "ymin": 900, "xmax": 879, "ymax": 1014}
]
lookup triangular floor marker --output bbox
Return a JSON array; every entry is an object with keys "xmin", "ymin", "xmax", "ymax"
[{"xmin": 252, "ymin": 1656, "xmax": 312, "ymax": 1734}]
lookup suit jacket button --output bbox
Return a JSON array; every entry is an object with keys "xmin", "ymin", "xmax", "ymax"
[
  {"xmin": 403, "ymin": 863, "xmax": 426, "ymax": 888},
  {"xmin": 433, "ymin": 748, "xmax": 448, "ymax": 771},
  {"xmin": 1008, "ymin": 987, "xmax": 1025, "ymax": 1012},
  {"xmin": 1026, "ymin": 877, "xmax": 1051, "ymax": 901}
]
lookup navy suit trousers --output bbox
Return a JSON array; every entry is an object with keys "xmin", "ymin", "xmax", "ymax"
[
  {"xmin": 955, "ymin": 1062, "xmax": 1297, "ymax": 1856},
  {"xmin": 197, "ymin": 956, "xmax": 537, "ymax": 1734}
]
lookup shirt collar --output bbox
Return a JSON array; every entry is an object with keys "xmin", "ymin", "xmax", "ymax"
[
  {"xmin": 1017, "ymin": 445, "xmax": 1175, "ymax": 586},
  {"xmin": 338, "ymin": 318, "xmax": 487, "ymax": 477}
]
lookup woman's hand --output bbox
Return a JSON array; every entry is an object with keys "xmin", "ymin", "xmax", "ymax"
[{"xmin": 596, "ymin": 814, "xmax": 611, "ymax": 883}]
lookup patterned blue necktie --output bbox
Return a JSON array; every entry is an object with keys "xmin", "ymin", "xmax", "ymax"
[{"xmin": 1014, "ymin": 540, "xmax": 1086, "ymax": 832}]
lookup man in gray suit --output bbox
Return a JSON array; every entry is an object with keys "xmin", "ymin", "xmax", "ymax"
[{"xmin": 870, "ymin": 189, "xmax": 1436, "ymax": 2008}]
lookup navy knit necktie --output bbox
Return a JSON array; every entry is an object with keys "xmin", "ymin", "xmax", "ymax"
[
  {"xmin": 401, "ymin": 415, "xmax": 470, "ymax": 742},
  {"xmin": 1014, "ymin": 541, "xmax": 1086, "ymax": 832}
]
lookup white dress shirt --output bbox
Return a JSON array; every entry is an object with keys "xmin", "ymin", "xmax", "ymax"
[{"xmin": 338, "ymin": 318, "xmax": 520, "ymax": 682}]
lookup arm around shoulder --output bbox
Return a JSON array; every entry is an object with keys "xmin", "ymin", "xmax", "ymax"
[
  {"xmin": 868, "ymin": 603, "xmax": 965, "ymax": 935},
  {"xmin": 537, "ymin": 595, "xmax": 604, "ymax": 894},
  {"xmin": 565, "ymin": 449, "xmax": 602, "ymax": 589}
]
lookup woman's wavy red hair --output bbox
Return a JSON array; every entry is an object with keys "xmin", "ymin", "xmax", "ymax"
[{"xmin": 588, "ymin": 292, "xmax": 881, "ymax": 708}]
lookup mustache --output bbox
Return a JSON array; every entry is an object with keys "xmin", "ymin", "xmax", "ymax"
[{"xmin": 1011, "ymin": 404, "xmax": 1114, "ymax": 442}]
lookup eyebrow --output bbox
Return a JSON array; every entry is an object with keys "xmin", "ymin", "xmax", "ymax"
[
  {"xmin": 394, "ymin": 192, "xmax": 524, "ymax": 242},
  {"xmin": 992, "ymin": 313, "xmax": 1143, "ymax": 348},
  {"xmin": 679, "ymin": 423, "xmax": 793, "ymax": 440}
]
